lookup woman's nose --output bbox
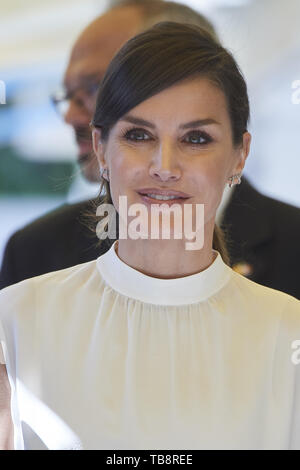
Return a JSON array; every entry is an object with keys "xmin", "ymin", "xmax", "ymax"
[{"xmin": 149, "ymin": 140, "xmax": 181, "ymax": 182}]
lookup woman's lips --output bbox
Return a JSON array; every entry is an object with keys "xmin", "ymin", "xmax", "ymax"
[{"xmin": 138, "ymin": 193, "xmax": 191, "ymax": 206}]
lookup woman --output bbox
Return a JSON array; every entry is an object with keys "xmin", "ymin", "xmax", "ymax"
[{"xmin": 0, "ymin": 22, "xmax": 300, "ymax": 450}]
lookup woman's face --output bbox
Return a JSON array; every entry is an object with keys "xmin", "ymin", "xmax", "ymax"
[{"xmin": 93, "ymin": 77, "xmax": 251, "ymax": 239}]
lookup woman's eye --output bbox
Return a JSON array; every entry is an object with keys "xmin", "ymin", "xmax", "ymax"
[
  {"xmin": 124, "ymin": 128, "xmax": 151, "ymax": 141},
  {"xmin": 184, "ymin": 132, "xmax": 211, "ymax": 145}
]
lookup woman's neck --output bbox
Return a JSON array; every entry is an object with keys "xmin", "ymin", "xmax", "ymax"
[{"xmin": 115, "ymin": 224, "xmax": 216, "ymax": 279}]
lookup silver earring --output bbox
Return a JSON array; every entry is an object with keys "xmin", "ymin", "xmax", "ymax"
[
  {"xmin": 228, "ymin": 173, "xmax": 242, "ymax": 188},
  {"xmin": 100, "ymin": 167, "xmax": 109, "ymax": 181}
]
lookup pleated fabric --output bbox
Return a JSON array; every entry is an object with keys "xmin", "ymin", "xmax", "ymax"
[{"xmin": 0, "ymin": 240, "xmax": 299, "ymax": 449}]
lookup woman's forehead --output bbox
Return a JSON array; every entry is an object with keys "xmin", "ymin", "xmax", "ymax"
[{"xmin": 115, "ymin": 79, "xmax": 229, "ymax": 127}]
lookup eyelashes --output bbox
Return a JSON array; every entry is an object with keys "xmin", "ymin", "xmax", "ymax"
[
  {"xmin": 183, "ymin": 130, "xmax": 213, "ymax": 145},
  {"xmin": 121, "ymin": 127, "xmax": 152, "ymax": 142},
  {"xmin": 121, "ymin": 127, "xmax": 213, "ymax": 146}
]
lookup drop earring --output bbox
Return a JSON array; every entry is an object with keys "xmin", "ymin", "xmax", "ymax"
[
  {"xmin": 100, "ymin": 167, "xmax": 109, "ymax": 181},
  {"xmin": 228, "ymin": 172, "xmax": 242, "ymax": 188}
]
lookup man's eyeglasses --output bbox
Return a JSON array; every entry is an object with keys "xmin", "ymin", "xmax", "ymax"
[{"xmin": 50, "ymin": 81, "xmax": 100, "ymax": 118}]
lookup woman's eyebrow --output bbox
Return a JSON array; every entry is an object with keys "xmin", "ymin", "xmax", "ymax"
[
  {"xmin": 119, "ymin": 114, "xmax": 220, "ymax": 129},
  {"xmin": 180, "ymin": 118, "xmax": 220, "ymax": 129},
  {"xmin": 119, "ymin": 115, "xmax": 156, "ymax": 128}
]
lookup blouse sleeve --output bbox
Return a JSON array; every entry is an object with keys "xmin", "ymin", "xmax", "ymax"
[
  {"xmin": 0, "ymin": 279, "xmax": 35, "ymax": 369},
  {"xmin": 291, "ymin": 352, "xmax": 300, "ymax": 450},
  {"xmin": 0, "ymin": 327, "xmax": 5, "ymax": 364},
  {"xmin": 0, "ymin": 279, "xmax": 35, "ymax": 450},
  {"xmin": 0, "ymin": 293, "xmax": 8, "ymax": 365},
  {"xmin": 286, "ymin": 296, "xmax": 300, "ymax": 450}
]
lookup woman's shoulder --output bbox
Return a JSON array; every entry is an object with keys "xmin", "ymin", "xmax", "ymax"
[
  {"xmin": 0, "ymin": 258, "xmax": 101, "ymax": 321},
  {"xmin": 1, "ymin": 257, "xmax": 98, "ymax": 288},
  {"xmin": 229, "ymin": 268, "xmax": 300, "ymax": 325},
  {"xmin": 0, "ymin": 258, "xmax": 105, "ymax": 368}
]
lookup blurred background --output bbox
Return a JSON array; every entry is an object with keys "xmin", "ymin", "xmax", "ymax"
[{"xmin": 0, "ymin": 0, "xmax": 299, "ymax": 265}]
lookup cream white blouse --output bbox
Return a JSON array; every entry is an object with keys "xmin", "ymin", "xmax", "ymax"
[{"xmin": 0, "ymin": 240, "xmax": 300, "ymax": 450}]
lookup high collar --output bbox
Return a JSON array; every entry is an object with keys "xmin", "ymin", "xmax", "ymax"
[{"xmin": 96, "ymin": 240, "xmax": 232, "ymax": 306}]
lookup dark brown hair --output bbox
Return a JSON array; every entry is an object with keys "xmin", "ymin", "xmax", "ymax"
[{"xmin": 88, "ymin": 21, "xmax": 250, "ymax": 264}]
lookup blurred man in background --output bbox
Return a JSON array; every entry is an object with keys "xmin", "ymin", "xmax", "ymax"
[{"xmin": 1, "ymin": 0, "xmax": 300, "ymax": 299}]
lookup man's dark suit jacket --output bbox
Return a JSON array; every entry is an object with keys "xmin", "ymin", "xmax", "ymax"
[{"xmin": 1, "ymin": 178, "xmax": 299, "ymax": 299}]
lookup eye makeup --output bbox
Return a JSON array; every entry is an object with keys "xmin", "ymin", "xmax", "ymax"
[{"xmin": 120, "ymin": 126, "xmax": 214, "ymax": 146}]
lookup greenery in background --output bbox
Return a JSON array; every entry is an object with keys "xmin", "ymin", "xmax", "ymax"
[{"xmin": 0, "ymin": 146, "xmax": 75, "ymax": 195}]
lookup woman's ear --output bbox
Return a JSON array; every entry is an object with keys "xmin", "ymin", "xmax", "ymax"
[
  {"xmin": 242, "ymin": 131, "xmax": 251, "ymax": 163},
  {"xmin": 92, "ymin": 127, "xmax": 106, "ymax": 168},
  {"xmin": 233, "ymin": 131, "xmax": 252, "ymax": 175}
]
